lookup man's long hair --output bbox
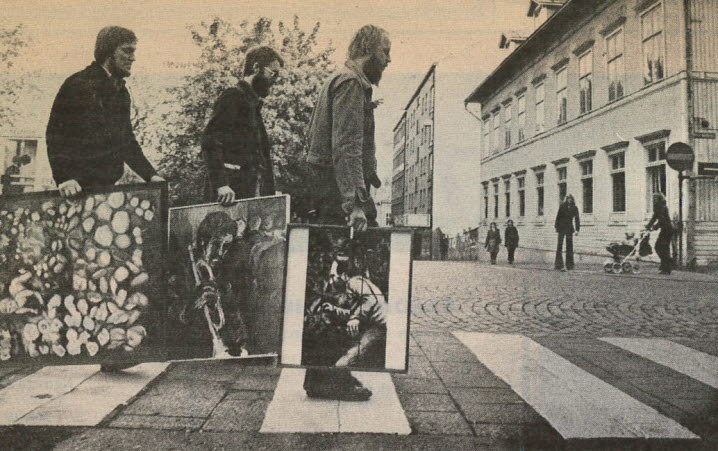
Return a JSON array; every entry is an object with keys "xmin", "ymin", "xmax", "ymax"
[{"xmin": 347, "ymin": 25, "xmax": 388, "ymax": 60}]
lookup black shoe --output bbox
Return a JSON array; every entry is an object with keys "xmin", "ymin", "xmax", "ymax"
[{"xmin": 306, "ymin": 384, "xmax": 372, "ymax": 401}]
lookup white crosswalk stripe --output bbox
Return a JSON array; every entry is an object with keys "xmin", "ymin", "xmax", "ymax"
[
  {"xmin": 260, "ymin": 368, "xmax": 410, "ymax": 434},
  {"xmin": 0, "ymin": 363, "xmax": 168, "ymax": 426},
  {"xmin": 454, "ymin": 332, "xmax": 699, "ymax": 440},
  {"xmin": 601, "ymin": 337, "xmax": 718, "ymax": 389}
]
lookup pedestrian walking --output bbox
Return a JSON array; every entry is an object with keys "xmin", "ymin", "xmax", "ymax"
[
  {"xmin": 504, "ymin": 219, "xmax": 519, "ymax": 264},
  {"xmin": 202, "ymin": 46, "xmax": 284, "ymax": 205},
  {"xmin": 485, "ymin": 222, "xmax": 501, "ymax": 265},
  {"xmin": 45, "ymin": 26, "xmax": 165, "ymax": 372},
  {"xmin": 646, "ymin": 193, "xmax": 673, "ymax": 275},
  {"xmin": 554, "ymin": 194, "xmax": 580, "ymax": 271},
  {"xmin": 302, "ymin": 24, "xmax": 391, "ymax": 401}
]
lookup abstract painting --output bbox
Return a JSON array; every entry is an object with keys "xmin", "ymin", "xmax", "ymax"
[
  {"xmin": 281, "ymin": 225, "xmax": 412, "ymax": 373},
  {"xmin": 0, "ymin": 182, "xmax": 167, "ymax": 366},
  {"xmin": 167, "ymin": 195, "xmax": 289, "ymax": 360}
]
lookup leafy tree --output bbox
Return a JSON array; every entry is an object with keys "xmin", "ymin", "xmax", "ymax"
[
  {"xmin": 0, "ymin": 24, "xmax": 28, "ymax": 127},
  {"xmin": 136, "ymin": 16, "xmax": 335, "ymax": 209}
]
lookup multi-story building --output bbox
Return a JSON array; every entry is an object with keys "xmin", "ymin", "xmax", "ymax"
[
  {"xmin": 391, "ymin": 113, "xmax": 406, "ymax": 221},
  {"xmin": 393, "ymin": 64, "xmax": 482, "ymax": 259},
  {"xmin": 0, "ymin": 129, "xmax": 54, "ymax": 194},
  {"xmin": 467, "ymin": 0, "xmax": 718, "ymax": 267}
]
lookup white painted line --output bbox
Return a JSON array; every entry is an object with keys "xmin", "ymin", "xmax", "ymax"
[
  {"xmin": 454, "ymin": 332, "xmax": 698, "ymax": 440},
  {"xmin": 601, "ymin": 337, "xmax": 718, "ymax": 389},
  {"xmin": 280, "ymin": 227, "xmax": 309, "ymax": 366},
  {"xmin": 17, "ymin": 362, "xmax": 169, "ymax": 426},
  {"xmin": 0, "ymin": 365, "xmax": 99, "ymax": 425},
  {"xmin": 260, "ymin": 368, "xmax": 410, "ymax": 434},
  {"xmin": 386, "ymin": 232, "xmax": 411, "ymax": 371},
  {"xmin": 338, "ymin": 371, "xmax": 411, "ymax": 434}
]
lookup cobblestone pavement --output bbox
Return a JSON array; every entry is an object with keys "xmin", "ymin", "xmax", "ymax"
[{"xmin": 410, "ymin": 261, "xmax": 718, "ymax": 338}]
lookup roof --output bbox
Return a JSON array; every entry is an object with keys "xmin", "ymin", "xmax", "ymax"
[
  {"xmin": 404, "ymin": 64, "xmax": 437, "ymax": 111},
  {"xmin": 466, "ymin": 0, "xmax": 595, "ymax": 105},
  {"xmin": 499, "ymin": 30, "xmax": 532, "ymax": 49},
  {"xmin": 527, "ymin": 0, "xmax": 567, "ymax": 16},
  {"xmin": 392, "ymin": 111, "xmax": 407, "ymax": 132}
]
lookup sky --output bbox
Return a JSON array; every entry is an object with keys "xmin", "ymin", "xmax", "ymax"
[{"xmin": 3, "ymin": 0, "xmax": 535, "ymax": 234}]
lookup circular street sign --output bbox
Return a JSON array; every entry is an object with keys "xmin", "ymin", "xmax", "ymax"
[{"xmin": 666, "ymin": 142, "xmax": 695, "ymax": 172}]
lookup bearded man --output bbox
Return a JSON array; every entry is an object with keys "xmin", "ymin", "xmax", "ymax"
[
  {"xmin": 303, "ymin": 25, "xmax": 391, "ymax": 401},
  {"xmin": 202, "ymin": 46, "xmax": 284, "ymax": 205},
  {"xmin": 46, "ymin": 26, "xmax": 164, "ymax": 197}
]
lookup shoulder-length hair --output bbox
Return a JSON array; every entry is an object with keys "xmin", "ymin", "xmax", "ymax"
[{"xmin": 348, "ymin": 25, "xmax": 388, "ymax": 60}]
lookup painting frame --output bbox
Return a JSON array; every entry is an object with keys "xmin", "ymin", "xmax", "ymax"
[
  {"xmin": 279, "ymin": 224, "xmax": 413, "ymax": 374},
  {"xmin": 0, "ymin": 181, "xmax": 169, "ymax": 367}
]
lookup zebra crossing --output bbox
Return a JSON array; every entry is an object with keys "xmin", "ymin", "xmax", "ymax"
[{"xmin": 0, "ymin": 333, "xmax": 717, "ymax": 443}]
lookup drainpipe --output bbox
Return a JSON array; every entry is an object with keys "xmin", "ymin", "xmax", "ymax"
[{"xmin": 684, "ymin": 0, "xmax": 696, "ymax": 268}]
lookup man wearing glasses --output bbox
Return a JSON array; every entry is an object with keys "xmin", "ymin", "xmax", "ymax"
[{"xmin": 202, "ymin": 46, "xmax": 284, "ymax": 205}]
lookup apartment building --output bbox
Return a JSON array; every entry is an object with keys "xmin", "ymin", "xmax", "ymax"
[{"xmin": 466, "ymin": 0, "xmax": 718, "ymax": 266}]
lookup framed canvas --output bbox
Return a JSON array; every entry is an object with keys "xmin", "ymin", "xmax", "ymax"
[
  {"xmin": 167, "ymin": 194, "xmax": 289, "ymax": 360},
  {"xmin": 0, "ymin": 182, "xmax": 168, "ymax": 367},
  {"xmin": 280, "ymin": 225, "xmax": 413, "ymax": 373}
]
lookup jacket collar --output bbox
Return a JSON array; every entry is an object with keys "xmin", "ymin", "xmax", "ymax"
[
  {"xmin": 344, "ymin": 60, "xmax": 372, "ymax": 90},
  {"xmin": 237, "ymin": 79, "xmax": 262, "ymax": 107}
]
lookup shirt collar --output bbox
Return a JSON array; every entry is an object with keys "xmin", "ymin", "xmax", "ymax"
[{"xmin": 345, "ymin": 60, "xmax": 372, "ymax": 90}]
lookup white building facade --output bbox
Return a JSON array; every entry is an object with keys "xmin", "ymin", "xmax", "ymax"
[{"xmin": 467, "ymin": 0, "xmax": 718, "ymax": 267}]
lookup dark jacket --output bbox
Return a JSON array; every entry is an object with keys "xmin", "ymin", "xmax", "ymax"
[
  {"xmin": 647, "ymin": 204, "xmax": 673, "ymax": 234},
  {"xmin": 555, "ymin": 203, "xmax": 580, "ymax": 234},
  {"xmin": 485, "ymin": 229, "xmax": 501, "ymax": 253},
  {"xmin": 46, "ymin": 62, "xmax": 157, "ymax": 188},
  {"xmin": 201, "ymin": 80, "xmax": 275, "ymax": 194},
  {"xmin": 504, "ymin": 226, "xmax": 519, "ymax": 248},
  {"xmin": 306, "ymin": 61, "xmax": 378, "ymax": 214}
]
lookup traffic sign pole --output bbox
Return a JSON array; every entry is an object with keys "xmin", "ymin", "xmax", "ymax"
[{"xmin": 666, "ymin": 143, "xmax": 695, "ymax": 268}]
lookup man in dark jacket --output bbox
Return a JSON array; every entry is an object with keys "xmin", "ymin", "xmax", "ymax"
[
  {"xmin": 554, "ymin": 194, "xmax": 580, "ymax": 271},
  {"xmin": 302, "ymin": 25, "xmax": 391, "ymax": 401},
  {"xmin": 201, "ymin": 47, "xmax": 283, "ymax": 205},
  {"xmin": 46, "ymin": 26, "xmax": 164, "ymax": 197}
]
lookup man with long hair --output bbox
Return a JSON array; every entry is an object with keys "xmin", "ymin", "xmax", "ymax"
[
  {"xmin": 303, "ymin": 25, "xmax": 392, "ymax": 401},
  {"xmin": 202, "ymin": 46, "xmax": 284, "ymax": 205}
]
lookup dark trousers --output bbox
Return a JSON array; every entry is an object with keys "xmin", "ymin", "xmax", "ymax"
[
  {"xmin": 655, "ymin": 229, "xmax": 673, "ymax": 273},
  {"xmin": 303, "ymin": 169, "xmax": 377, "ymax": 393},
  {"xmin": 507, "ymin": 247, "xmax": 516, "ymax": 263},
  {"xmin": 555, "ymin": 232, "xmax": 574, "ymax": 269},
  {"xmin": 206, "ymin": 167, "xmax": 262, "ymax": 203},
  {"xmin": 489, "ymin": 251, "xmax": 498, "ymax": 264}
]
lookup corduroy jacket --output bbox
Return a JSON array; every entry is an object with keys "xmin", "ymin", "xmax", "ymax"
[
  {"xmin": 46, "ymin": 62, "xmax": 157, "ymax": 188},
  {"xmin": 306, "ymin": 61, "xmax": 378, "ymax": 214}
]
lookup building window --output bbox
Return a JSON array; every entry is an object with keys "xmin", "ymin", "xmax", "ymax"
[
  {"xmin": 641, "ymin": 3, "xmax": 664, "ymax": 85},
  {"xmin": 517, "ymin": 94, "xmax": 526, "ymax": 142},
  {"xmin": 483, "ymin": 185, "xmax": 489, "ymax": 219},
  {"xmin": 482, "ymin": 118, "xmax": 490, "ymax": 157},
  {"xmin": 646, "ymin": 142, "xmax": 667, "ymax": 211},
  {"xmin": 493, "ymin": 182, "xmax": 499, "ymax": 218},
  {"xmin": 517, "ymin": 177, "xmax": 526, "ymax": 217},
  {"xmin": 556, "ymin": 67, "xmax": 567, "ymax": 125},
  {"xmin": 504, "ymin": 179, "xmax": 511, "ymax": 217},
  {"xmin": 557, "ymin": 166, "xmax": 567, "ymax": 201},
  {"xmin": 610, "ymin": 153, "xmax": 626, "ymax": 212},
  {"xmin": 607, "ymin": 29, "xmax": 624, "ymax": 101},
  {"xmin": 535, "ymin": 82, "xmax": 545, "ymax": 132},
  {"xmin": 492, "ymin": 111, "xmax": 501, "ymax": 153},
  {"xmin": 504, "ymin": 102, "xmax": 512, "ymax": 148},
  {"xmin": 580, "ymin": 160, "xmax": 593, "ymax": 214},
  {"xmin": 2, "ymin": 139, "xmax": 38, "ymax": 194},
  {"xmin": 536, "ymin": 172, "xmax": 545, "ymax": 216},
  {"xmin": 578, "ymin": 50, "xmax": 593, "ymax": 114}
]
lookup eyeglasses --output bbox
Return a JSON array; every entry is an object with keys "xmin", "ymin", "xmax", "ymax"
[{"xmin": 263, "ymin": 66, "xmax": 279, "ymax": 79}]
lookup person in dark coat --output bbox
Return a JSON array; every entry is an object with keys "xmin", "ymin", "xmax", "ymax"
[
  {"xmin": 46, "ymin": 26, "xmax": 164, "ymax": 197},
  {"xmin": 504, "ymin": 219, "xmax": 519, "ymax": 264},
  {"xmin": 485, "ymin": 222, "xmax": 501, "ymax": 264},
  {"xmin": 646, "ymin": 193, "xmax": 674, "ymax": 275},
  {"xmin": 46, "ymin": 26, "xmax": 164, "ymax": 373},
  {"xmin": 554, "ymin": 194, "xmax": 580, "ymax": 271},
  {"xmin": 201, "ymin": 47, "xmax": 283, "ymax": 205},
  {"xmin": 301, "ymin": 25, "xmax": 391, "ymax": 402}
]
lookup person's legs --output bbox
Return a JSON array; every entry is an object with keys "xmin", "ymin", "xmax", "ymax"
[
  {"xmin": 565, "ymin": 233, "xmax": 575, "ymax": 270},
  {"xmin": 490, "ymin": 251, "xmax": 497, "ymax": 264},
  {"xmin": 656, "ymin": 231, "xmax": 672, "ymax": 274},
  {"xmin": 555, "ymin": 233, "xmax": 565, "ymax": 269},
  {"xmin": 508, "ymin": 247, "xmax": 515, "ymax": 264}
]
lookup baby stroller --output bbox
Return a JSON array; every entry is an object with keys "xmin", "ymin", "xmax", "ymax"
[{"xmin": 603, "ymin": 230, "xmax": 652, "ymax": 274}]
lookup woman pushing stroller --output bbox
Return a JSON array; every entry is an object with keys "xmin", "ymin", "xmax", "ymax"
[{"xmin": 646, "ymin": 193, "xmax": 673, "ymax": 275}]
